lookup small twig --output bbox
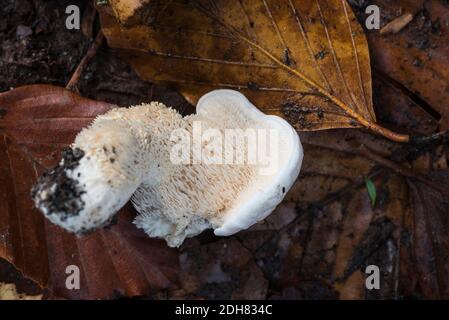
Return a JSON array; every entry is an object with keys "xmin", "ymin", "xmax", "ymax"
[
  {"xmin": 380, "ymin": 13, "xmax": 414, "ymax": 35},
  {"xmin": 66, "ymin": 31, "xmax": 104, "ymax": 92},
  {"xmin": 359, "ymin": 145, "xmax": 449, "ymax": 195}
]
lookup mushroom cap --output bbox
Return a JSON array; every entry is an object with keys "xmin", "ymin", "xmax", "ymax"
[{"xmin": 195, "ymin": 90, "xmax": 303, "ymax": 236}]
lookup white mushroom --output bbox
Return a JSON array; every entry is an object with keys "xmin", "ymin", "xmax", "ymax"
[{"xmin": 32, "ymin": 90, "xmax": 303, "ymax": 247}]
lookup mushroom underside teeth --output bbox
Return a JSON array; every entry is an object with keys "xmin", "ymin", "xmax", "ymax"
[
  {"xmin": 130, "ymin": 91, "xmax": 302, "ymax": 246},
  {"xmin": 133, "ymin": 210, "xmax": 212, "ymax": 247}
]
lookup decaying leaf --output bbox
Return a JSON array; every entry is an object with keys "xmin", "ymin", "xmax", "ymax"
[
  {"xmin": 99, "ymin": 0, "xmax": 409, "ymax": 142},
  {"xmin": 372, "ymin": 75, "xmax": 438, "ymax": 135},
  {"xmin": 179, "ymin": 239, "xmax": 268, "ymax": 299},
  {"xmin": 0, "ymin": 85, "xmax": 180, "ymax": 299},
  {"xmin": 365, "ymin": 0, "xmax": 449, "ymax": 130},
  {"xmin": 250, "ymin": 164, "xmax": 449, "ymax": 299},
  {"xmin": 341, "ymin": 216, "xmax": 395, "ymax": 280},
  {"xmin": 407, "ymin": 170, "xmax": 449, "ymax": 298}
]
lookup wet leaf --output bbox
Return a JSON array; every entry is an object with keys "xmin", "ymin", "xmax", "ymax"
[
  {"xmin": 342, "ymin": 217, "xmax": 395, "ymax": 280},
  {"xmin": 99, "ymin": 0, "xmax": 408, "ymax": 142},
  {"xmin": 179, "ymin": 239, "xmax": 268, "ymax": 299},
  {"xmin": 366, "ymin": 0, "xmax": 449, "ymax": 130},
  {"xmin": 407, "ymin": 170, "xmax": 449, "ymax": 298},
  {"xmin": 0, "ymin": 85, "xmax": 180, "ymax": 299},
  {"xmin": 372, "ymin": 75, "xmax": 438, "ymax": 135}
]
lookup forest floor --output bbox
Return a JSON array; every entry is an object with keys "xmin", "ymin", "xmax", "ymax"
[{"xmin": 0, "ymin": 0, "xmax": 448, "ymax": 299}]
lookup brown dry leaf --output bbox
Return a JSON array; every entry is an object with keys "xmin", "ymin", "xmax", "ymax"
[
  {"xmin": 0, "ymin": 85, "xmax": 180, "ymax": 299},
  {"xmin": 99, "ymin": 0, "xmax": 408, "ymax": 142},
  {"xmin": 0, "ymin": 257, "xmax": 43, "ymax": 299}
]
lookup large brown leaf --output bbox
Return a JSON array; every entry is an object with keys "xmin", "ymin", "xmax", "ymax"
[
  {"xmin": 0, "ymin": 85, "xmax": 180, "ymax": 299},
  {"xmin": 98, "ymin": 0, "xmax": 409, "ymax": 142}
]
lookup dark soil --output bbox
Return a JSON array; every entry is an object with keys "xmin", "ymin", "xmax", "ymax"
[
  {"xmin": 31, "ymin": 147, "xmax": 86, "ymax": 223},
  {"xmin": 0, "ymin": 0, "xmax": 193, "ymax": 111},
  {"xmin": 0, "ymin": 0, "xmax": 90, "ymax": 91}
]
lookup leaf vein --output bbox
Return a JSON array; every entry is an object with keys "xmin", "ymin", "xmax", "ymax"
[
  {"xmin": 342, "ymin": 0, "xmax": 372, "ymax": 120},
  {"xmin": 287, "ymin": 0, "xmax": 332, "ymax": 92},
  {"xmin": 315, "ymin": 0, "xmax": 360, "ymax": 114}
]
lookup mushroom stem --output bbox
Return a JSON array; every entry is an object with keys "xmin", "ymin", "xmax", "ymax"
[{"xmin": 32, "ymin": 107, "xmax": 150, "ymax": 233}]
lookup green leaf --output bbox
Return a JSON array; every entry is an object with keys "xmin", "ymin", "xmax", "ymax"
[{"xmin": 365, "ymin": 178, "xmax": 377, "ymax": 207}]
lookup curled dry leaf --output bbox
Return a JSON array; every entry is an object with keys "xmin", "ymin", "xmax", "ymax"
[
  {"xmin": 0, "ymin": 85, "xmax": 180, "ymax": 299},
  {"xmin": 99, "ymin": 0, "xmax": 409, "ymax": 142}
]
